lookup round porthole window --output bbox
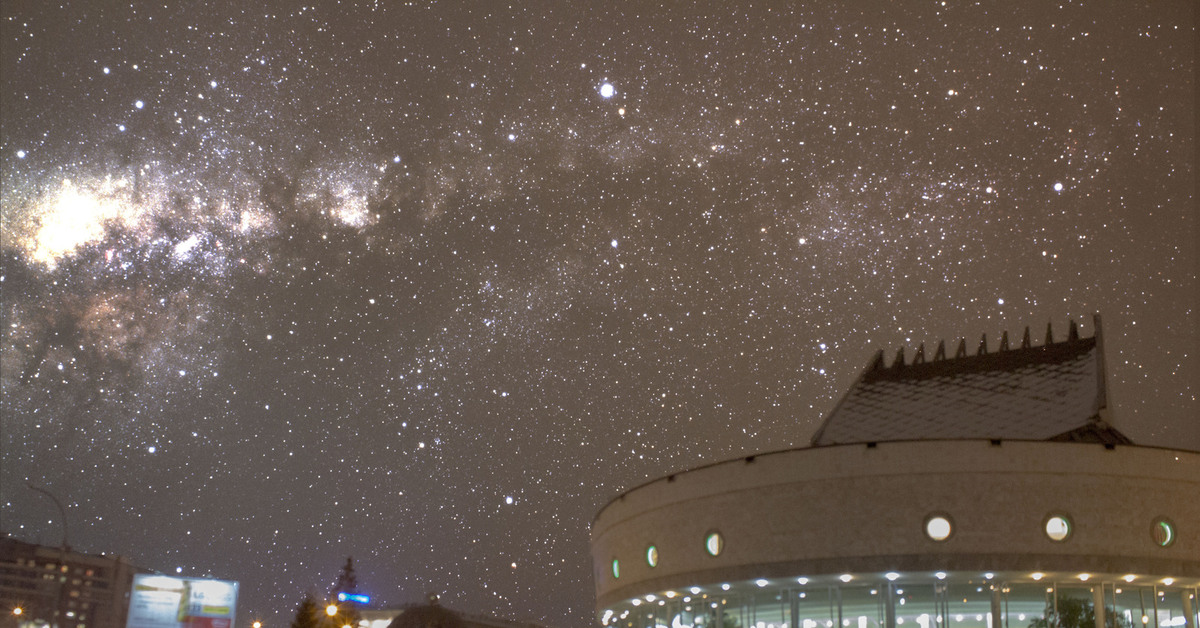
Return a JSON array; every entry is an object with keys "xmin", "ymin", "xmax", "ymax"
[
  {"xmin": 1151, "ymin": 518, "xmax": 1176, "ymax": 547},
  {"xmin": 1044, "ymin": 514, "xmax": 1072, "ymax": 542},
  {"xmin": 704, "ymin": 531, "xmax": 724, "ymax": 556},
  {"xmin": 924, "ymin": 514, "xmax": 953, "ymax": 541},
  {"xmin": 646, "ymin": 545, "xmax": 658, "ymax": 567},
  {"xmin": 611, "ymin": 558, "xmax": 620, "ymax": 579}
]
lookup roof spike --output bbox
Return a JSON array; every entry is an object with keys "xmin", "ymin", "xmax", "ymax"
[
  {"xmin": 978, "ymin": 333, "xmax": 988, "ymax": 355},
  {"xmin": 1045, "ymin": 322, "xmax": 1054, "ymax": 345},
  {"xmin": 1068, "ymin": 319, "xmax": 1079, "ymax": 341},
  {"xmin": 999, "ymin": 331, "xmax": 1009, "ymax": 351},
  {"xmin": 893, "ymin": 346, "xmax": 905, "ymax": 369},
  {"xmin": 934, "ymin": 340, "xmax": 947, "ymax": 361},
  {"xmin": 913, "ymin": 343, "xmax": 926, "ymax": 365},
  {"xmin": 955, "ymin": 338, "xmax": 967, "ymax": 358},
  {"xmin": 1021, "ymin": 326, "xmax": 1032, "ymax": 349},
  {"xmin": 868, "ymin": 349, "xmax": 886, "ymax": 371}
]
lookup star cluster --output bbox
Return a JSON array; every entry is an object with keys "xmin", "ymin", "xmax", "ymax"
[{"xmin": 1, "ymin": 3, "xmax": 1194, "ymax": 627}]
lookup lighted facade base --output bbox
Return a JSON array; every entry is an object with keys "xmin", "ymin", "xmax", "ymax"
[{"xmin": 600, "ymin": 572, "xmax": 1197, "ymax": 628}]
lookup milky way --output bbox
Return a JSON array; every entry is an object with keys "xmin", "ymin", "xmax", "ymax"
[{"xmin": 2, "ymin": 3, "xmax": 1194, "ymax": 627}]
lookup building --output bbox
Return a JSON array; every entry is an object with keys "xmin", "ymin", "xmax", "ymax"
[
  {"xmin": 590, "ymin": 317, "xmax": 1198, "ymax": 628},
  {"xmin": 358, "ymin": 595, "xmax": 548, "ymax": 628},
  {"xmin": 0, "ymin": 536, "xmax": 138, "ymax": 628}
]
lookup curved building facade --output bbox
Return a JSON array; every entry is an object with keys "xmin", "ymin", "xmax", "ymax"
[{"xmin": 591, "ymin": 319, "xmax": 1199, "ymax": 628}]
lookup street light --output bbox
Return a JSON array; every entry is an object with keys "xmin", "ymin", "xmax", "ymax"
[
  {"xmin": 26, "ymin": 483, "xmax": 69, "ymax": 549},
  {"xmin": 325, "ymin": 606, "xmax": 338, "ymax": 618},
  {"xmin": 27, "ymin": 484, "xmax": 69, "ymax": 628}
]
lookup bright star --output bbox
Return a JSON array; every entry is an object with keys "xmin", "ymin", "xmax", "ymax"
[{"xmin": 599, "ymin": 82, "xmax": 615, "ymax": 98}]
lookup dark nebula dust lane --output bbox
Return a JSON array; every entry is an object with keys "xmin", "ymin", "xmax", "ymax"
[{"xmin": 1, "ymin": 2, "xmax": 1194, "ymax": 627}]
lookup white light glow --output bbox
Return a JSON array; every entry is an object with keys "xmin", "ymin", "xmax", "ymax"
[
  {"xmin": 1045, "ymin": 516, "xmax": 1071, "ymax": 541},
  {"xmin": 600, "ymin": 83, "xmax": 615, "ymax": 98},
  {"xmin": 925, "ymin": 516, "xmax": 952, "ymax": 541},
  {"xmin": 839, "ymin": 574, "xmax": 853, "ymax": 583},
  {"xmin": 886, "ymin": 572, "xmax": 901, "ymax": 581}
]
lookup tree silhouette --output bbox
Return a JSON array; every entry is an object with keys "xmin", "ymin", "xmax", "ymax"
[
  {"xmin": 330, "ymin": 557, "xmax": 363, "ymax": 628},
  {"xmin": 290, "ymin": 593, "xmax": 320, "ymax": 628},
  {"xmin": 333, "ymin": 557, "xmax": 359, "ymax": 596}
]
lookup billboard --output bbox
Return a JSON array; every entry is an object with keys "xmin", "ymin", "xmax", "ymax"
[{"xmin": 126, "ymin": 575, "xmax": 238, "ymax": 628}]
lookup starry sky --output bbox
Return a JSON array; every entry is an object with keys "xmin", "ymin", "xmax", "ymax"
[{"xmin": 1, "ymin": 2, "xmax": 1195, "ymax": 627}]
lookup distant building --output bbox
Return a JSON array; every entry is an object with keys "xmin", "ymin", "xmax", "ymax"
[
  {"xmin": 0, "ymin": 536, "xmax": 138, "ymax": 628},
  {"xmin": 358, "ymin": 595, "xmax": 548, "ymax": 628},
  {"xmin": 591, "ymin": 317, "xmax": 1198, "ymax": 628}
]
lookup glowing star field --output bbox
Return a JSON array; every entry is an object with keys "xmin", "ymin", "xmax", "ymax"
[{"xmin": 1, "ymin": 3, "xmax": 1194, "ymax": 627}]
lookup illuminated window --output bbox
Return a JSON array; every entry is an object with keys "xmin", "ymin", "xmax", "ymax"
[
  {"xmin": 611, "ymin": 558, "xmax": 620, "ymax": 579},
  {"xmin": 1151, "ymin": 518, "xmax": 1176, "ymax": 547},
  {"xmin": 646, "ymin": 545, "xmax": 658, "ymax": 567},
  {"xmin": 1044, "ymin": 514, "xmax": 1072, "ymax": 542},
  {"xmin": 924, "ymin": 514, "xmax": 953, "ymax": 541},
  {"xmin": 705, "ymin": 531, "xmax": 724, "ymax": 556}
]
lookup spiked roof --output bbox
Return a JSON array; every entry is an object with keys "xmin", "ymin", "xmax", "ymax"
[{"xmin": 810, "ymin": 314, "xmax": 1131, "ymax": 447}]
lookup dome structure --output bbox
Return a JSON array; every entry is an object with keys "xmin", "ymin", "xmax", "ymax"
[{"xmin": 591, "ymin": 317, "xmax": 1198, "ymax": 628}]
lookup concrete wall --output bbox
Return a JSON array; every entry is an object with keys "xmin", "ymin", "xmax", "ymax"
[{"xmin": 590, "ymin": 440, "xmax": 1200, "ymax": 608}]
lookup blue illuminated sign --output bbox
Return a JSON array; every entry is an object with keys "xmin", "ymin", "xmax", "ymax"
[{"xmin": 337, "ymin": 593, "xmax": 370, "ymax": 605}]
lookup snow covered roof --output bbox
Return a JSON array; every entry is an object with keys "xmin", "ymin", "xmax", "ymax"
[{"xmin": 810, "ymin": 315, "xmax": 1131, "ymax": 447}]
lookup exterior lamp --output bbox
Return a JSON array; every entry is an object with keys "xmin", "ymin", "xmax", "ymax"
[{"xmin": 326, "ymin": 605, "xmax": 339, "ymax": 617}]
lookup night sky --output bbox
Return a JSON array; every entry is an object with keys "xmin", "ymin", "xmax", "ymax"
[{"xmin": 1, "ymin": 2, "xmax": 1195, "ymax": 627}]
